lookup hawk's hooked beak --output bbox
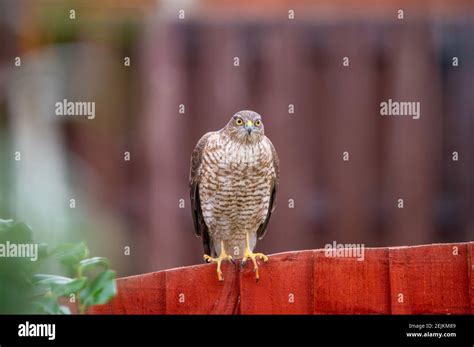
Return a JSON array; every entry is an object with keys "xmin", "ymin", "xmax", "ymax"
[{"xmin": 245, "ymin": 120, "xmax": 254, "ymax": 135}]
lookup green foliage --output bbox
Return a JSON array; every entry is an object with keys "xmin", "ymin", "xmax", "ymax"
[
  {"xmin": 33, "ymin": 243, "xmax": 117, "ymax": 314},
  {"xmin": 0, "ymin": 218, "xmax": 117, "ymax": 314},
  {"xmin": 51, "ymin": 242, "xmax": 90, "ymax": 268},
  {"xmin": 79, "ymin": 269, "xmax": 116, "ymax": 308},
  {"xmin": 0, "ymin": 220, "xmax": 40, "ymax": 313}
]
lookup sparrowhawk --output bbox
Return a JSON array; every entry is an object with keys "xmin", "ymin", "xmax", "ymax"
[{"xmin": 189, "ymin": 110, "xmax": 279, "ymax": 281}]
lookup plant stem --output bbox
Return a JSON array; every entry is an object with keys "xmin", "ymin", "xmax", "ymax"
[{"xmin": 75, "ymin": 266, "xmax": 84, "ymax": 314}]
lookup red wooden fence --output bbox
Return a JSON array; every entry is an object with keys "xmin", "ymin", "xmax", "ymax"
[{"xmin": 89, "ymin": 242, "xmax": 474, "ymax": 314}]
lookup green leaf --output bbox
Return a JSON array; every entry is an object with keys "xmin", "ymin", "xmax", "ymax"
[
  {"xmin": 78, "ymin": 257, "xmax": 109, "ymax": 273},
  {"xmin": 33, "ymin": 297, "xmax": 71, "ymax": 315},
  {"xmin": 52, "ymin": 277, "xmax": 87, "ymax": 296},
  {"xmin": 32, "ymin": 296, "xmax": 61, "ymax": 314},
  {"xmin": 32, "ymin": 274, "xmax": 72, "ymax": 297},
  {"xmin": 33, "ymin": 274, "xmax": 87, "ymax": 297},
  {"xmin": 0, "ymin": 220, "xmax": 33, "ymax": 243},
  {"xmin": 0, "ymin": 219, "xmax": 15, "ymax": 233},
  {"xmin": 80, "ymin": 269, "xmax": 117, "ymax": 308},
  {"xmin": 33, "ymin": 274, "xmax": 73, "ymax": 285},
  {"xmin": 51, "ymin": 242, "xmax": 89, "ymax": 268},
  {"xmin": 31, "ymin": 284, "xmax": 51, "ymax": 297},
  {"xmin": 0, "ymin": 219, "xmax": 36, "ymax": 314}
]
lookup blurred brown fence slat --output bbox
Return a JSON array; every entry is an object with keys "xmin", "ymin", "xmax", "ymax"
[{"xmin": 383, "ymin": 24, "xmax": 442, "ymax": 246}]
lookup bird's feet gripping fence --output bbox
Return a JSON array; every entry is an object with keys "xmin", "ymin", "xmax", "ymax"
[
  {"xmin": 241, "ymin": 232, "xmax": 268, "ymax": 281},
  {"xmin": 241, "ymin": 250, "xmax": 268, "ymax": 281},
  {"xmin": 205, "ymin": 234, "xmax": 269, "ymax": 282},
  {"xmin": 203, "ymin": 241, "xmax": 233, "ymax": 281}
]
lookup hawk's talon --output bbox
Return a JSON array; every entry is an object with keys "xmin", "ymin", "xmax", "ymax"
[
  {"xmin": 203, "ymin": 242, "xmax": 233, "ymax": 281},
  {"xmin": 242, "ymin": 250, "xmax": 268, "ymax": 281},
  {"xmin": 241, "ymin": 233, "xmax": 268, "ymax": 281}
]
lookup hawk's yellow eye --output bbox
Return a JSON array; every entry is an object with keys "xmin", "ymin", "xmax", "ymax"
[
  {"xmin": 235, "ymin": 118, "xmax": 243, "ymax": 126},
  {"xmin": 255, "ymin": 120, "xmax": 261, "ymax": 127}
]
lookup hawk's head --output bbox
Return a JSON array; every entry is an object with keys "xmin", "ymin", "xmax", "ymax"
[{"xmin": 225, "ymin": 110, "xmax": 265, "ymax": 143}]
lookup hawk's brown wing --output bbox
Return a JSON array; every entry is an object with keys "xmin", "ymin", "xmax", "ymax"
[
  {"xmin": 189, "ymin": 132, "xmax": 214, "ymax": 256},
  {"xmin": 256, "ymin": 137, "xmax": 280, "ymax": 240}
]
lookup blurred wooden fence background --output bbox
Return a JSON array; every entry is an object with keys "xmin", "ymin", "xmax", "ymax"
[{"xmin": 135, "ymin": 19, "xmax": 473, "ymax": 272}]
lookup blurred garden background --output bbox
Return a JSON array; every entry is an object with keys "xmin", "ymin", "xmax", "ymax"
[{"xmin": 0, "ymin": 0, "xmax": 473, "ymax": 278}]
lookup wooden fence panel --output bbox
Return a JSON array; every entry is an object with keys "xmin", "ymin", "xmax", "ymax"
[
  {"xmin": 239, "ymin": 250, "xmax": 314, "ymax": 314},
  {"xmin": 164, "ymin": 262, "xmax": 239, "ymax": 314},
  {"xmin": 389, "ymin": 243, "xmax": 471, "ymax": 314},
  {"xmin": 313, "ymin": 248, "xmax": 390, "ymax": 314},
  {"xmin": 89, "ymin": 271, "xmax": 166, "ymax": 314},
  {"xmin": 89, "ymin": 243, "xmax": 473, "ymax": 315}
]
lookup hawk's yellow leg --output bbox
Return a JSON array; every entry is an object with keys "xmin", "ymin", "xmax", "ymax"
[
  {"xmin": 242, "ymin": 232, "xmax": 268, "ymax": 281},
  {"xmin": 203, "ymin": 241, "xmax": 233, "ymax": 281}
]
